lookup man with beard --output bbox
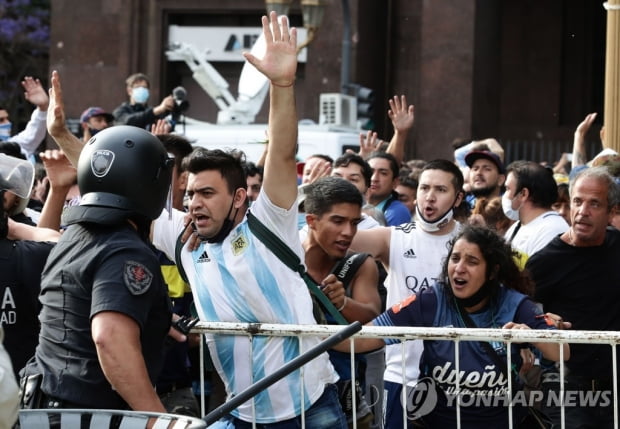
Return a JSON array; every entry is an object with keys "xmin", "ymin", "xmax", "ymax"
[{"xmin": 464, "ymin": 150, "xmax": 506, "ymax": 209}]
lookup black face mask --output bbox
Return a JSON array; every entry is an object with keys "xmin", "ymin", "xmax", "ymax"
[
  {"xmin": 88, "ymin": 127, "xmax": 102, "ymax": 137},
  {"xmin": 200, "ymin": 198, "xmax": 239, "ymax": 244},
  {"xmin": 454, "ymin": 280, "xmax": 492, "ymax": 308}
]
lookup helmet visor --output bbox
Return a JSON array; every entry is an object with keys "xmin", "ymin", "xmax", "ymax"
[{"xmin": 0, "ymin": 154, "xmax": 34, "ymax": 198}]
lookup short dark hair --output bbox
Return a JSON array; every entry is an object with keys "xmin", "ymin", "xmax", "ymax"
[
  {"xmin": 333, "ymin": 152, "xmax": 372, "ymax": 188},
  {"xmin": 125, "ymin": 73, "xmax": 150, "ymax": 88},
  {"xmin": 506, "ymin": 161, "xmax": 558, "ymax": 208},
  {"xmin": 307, "ymin": 154, "xmax": 334, "ymax": 164},
  {"xmin": 183, "ymin": 148, "xmax": 247, "ymax": 195},
  {"xmin": 303, "ymin": 176, "xmax": 363, "ymax": 217},
  {"xmin": 157, "ymin": 134, "xmax": 193, "ymax": 174},
  {"xmin": 0, "ymin": 142, "xmax": 26, "ymax": 160},
  {"xmin": 421, "ymin": 159, "xmax": 464, "ymax": 193},
  {"xmin": 243, "ymin": 161, "xmax": 263, "ymax": 180},
  {"xmin": 399, "ymin": 175, "xmax": 418, "ymax": 191},
  {"xmin": 368, "ymin": 152, "xmax": 400, "ymax": 180}
]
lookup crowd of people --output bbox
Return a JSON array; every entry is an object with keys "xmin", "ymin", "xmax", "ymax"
[{"xmin": 1, "ymin": 11, "xmax": 620, "ymax": 429}]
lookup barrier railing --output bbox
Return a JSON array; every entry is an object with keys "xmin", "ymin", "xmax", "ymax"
[{"xmin": 192, "ymin": 322, "xmax": 620, "ymax": 429}]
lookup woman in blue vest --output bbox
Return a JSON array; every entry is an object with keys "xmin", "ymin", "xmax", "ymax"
[{"xmin": 336, "ymin": 225, "xmax": 568, "ymax": 428}]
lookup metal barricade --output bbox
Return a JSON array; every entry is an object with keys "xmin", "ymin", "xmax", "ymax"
[
  {"xmin": 18, "ymin": 408, "xmax": 207, "ymax": 429},
  {"xmin": 192, "ymin": 322, "xmax": 620, "ymax": 429}
]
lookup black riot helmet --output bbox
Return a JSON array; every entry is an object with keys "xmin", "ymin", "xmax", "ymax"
[{"xmin": 73, "ymin": 125, "xmax": 174, "ymax": 223}]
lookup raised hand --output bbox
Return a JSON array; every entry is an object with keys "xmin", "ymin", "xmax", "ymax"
[
  {"xmin": 151, "ymin": 119, "xmax": 171, "ymax": 136},
  {"xmin": 47, "ymin": 71, "xmax": 68, "ymax": 139},
  {"xmin": 243, "ymin": 12, "xmax": 297, "ymax": 87},
  {"xmin": 40, "ymin": 149, "xmax": 77, "ymax": 190},
  {"xmin": 46, "ymin": 70, "xmax": 84, "ymax": 166},
  {"xmin": 575, "ymin": 112, "xmax": 597, "ymax": 139},
  {"xmin": 22, "ymin": 76, "xmax": 49, "ymax": 111},
  {"xmin": 358, "ymin": 130, "xmax": 382, "ymax": 160},
  {"xmin": 304, "ymin": 159, "xmax": 331, "ymax": 185},
  {"xmin": 388, "ymin": 95, "xmax": 415, "ymax": 133}
]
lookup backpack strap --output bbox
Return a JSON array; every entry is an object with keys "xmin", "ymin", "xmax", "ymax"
[{"xmin": 247, "ymin": 210, "xmax": 347, "ymax": 325}]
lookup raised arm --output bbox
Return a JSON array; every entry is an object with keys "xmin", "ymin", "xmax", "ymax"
[
  {"xmin": 243, "ymin": 12, "xmax": 298, "ymax": 209},
  {"xmin": 46, "ymin": 70, "xmax": 84, "ymax": 166},
  {"xmin": 7, "ymin": 218, "xmax": 60, "ymax": 242},
  {"xmin": 385, "ymin": 95, "xmax": 415, "ymax": 166},
  {"xmin": 350, "ymin": 226, "xmax": 392, "ymax": 269},
  {"xmin": 10, "ymin": 77, "xmax": 49, "ymax": 157},
  {"xmin": 572, "ymin": 112, "xmax": 597, "ymax": 168},
  {"xmin": 357, "ymin": 130, "xmax": 382, "ymax": 160},
  {"xmin": 37, "ymin": 149, "xmax": 77, "ymax": 231}
]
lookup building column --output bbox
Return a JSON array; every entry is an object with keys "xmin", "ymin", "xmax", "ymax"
[{"xmin": 604, "ymin": 0, "xmax": 620, "ymax": 151}]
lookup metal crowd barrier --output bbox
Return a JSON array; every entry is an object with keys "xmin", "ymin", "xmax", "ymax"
[{"xmin": 192, "ymin": 322, "xmax": 620, "ymax": 429}]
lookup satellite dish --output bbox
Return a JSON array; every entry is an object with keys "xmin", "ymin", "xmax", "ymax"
[
  {"xmin": 238, "ymin": 16, "xmax": 291, "ymax": 101},
  {"xmin": 238, "ymin": 33, "xmax": 268, "ymax": 100}
]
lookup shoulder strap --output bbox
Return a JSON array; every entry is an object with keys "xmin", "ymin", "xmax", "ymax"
[
  {"xmin": 175, "ymin": 227, "xmax": 190, "ymax": 284},
  {"xmin": 330, "ymin": 252, "xmax": 370, "ymax": 296},
  {"xmin": 456, "ymin": 301, "xmax": 510, "ymax": 378},
  {"xmin": 247, "ymin": 211, "xmax": 347, "ymax": 325}
]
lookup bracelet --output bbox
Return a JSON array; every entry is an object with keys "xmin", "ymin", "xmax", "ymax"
[
  {"xmin": 271, "ymin": 80, "xmax": 295, "ymax": 88},
  {"xmin": 337, "ymin": 297, "xmax": 347, "ymax": 312}
]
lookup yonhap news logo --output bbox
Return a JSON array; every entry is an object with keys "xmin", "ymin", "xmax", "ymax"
[
  {"xmin": 401, "ymin": 377, "xmax": 613, "ymax": 421},
  {"xmin": 403, "ymin": 378, "xmax": 438, "ymax": 420}
]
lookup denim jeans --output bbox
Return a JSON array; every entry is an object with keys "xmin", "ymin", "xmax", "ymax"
[{"xmin": 208, "ymin": 384, "xmax": 347, "ymax": 429}]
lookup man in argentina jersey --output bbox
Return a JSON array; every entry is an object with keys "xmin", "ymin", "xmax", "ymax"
[
  {"xmin": 152, "ymin": 13, "xmax": 344, "ymax": 428},
  {"xmin": 350, "ymin": 159, "xmax": 465, "ymax": 428}
]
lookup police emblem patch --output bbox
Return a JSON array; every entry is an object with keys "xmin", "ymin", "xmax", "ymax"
[
  {"xmin": 91, "ymin": 149, "xmax": 115, "ymax": 178},
  {"xmin": 124, "ymin": 261, "xmax": 153, "ymax": 295}
]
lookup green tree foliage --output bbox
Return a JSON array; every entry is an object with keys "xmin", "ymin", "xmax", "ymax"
[{"xmin": 0, "ymin": 0, "xmax": 50, "ymax": 130}]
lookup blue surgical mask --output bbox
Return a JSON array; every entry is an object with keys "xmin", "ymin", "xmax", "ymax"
[
  {"xmin": 132, "ymin": 87, "xmax": 150, "ymax": 104},
  {"xmin": 0, "ymin": 122, "xmax": 12, "ymax": 141}
]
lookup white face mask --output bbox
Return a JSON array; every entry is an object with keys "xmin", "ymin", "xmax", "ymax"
[
  {"xmin": 415, "ymin": 205, "xmax": 454, "ymax": 233},
  {"xmin": 501, "ymin": 192, "xmax": 521, "ymax": 221}
]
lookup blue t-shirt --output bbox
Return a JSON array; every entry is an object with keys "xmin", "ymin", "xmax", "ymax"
[
  {"xmin": 374, "ymin": 284, "xmax": 554, "ymax": 428},
  {"xmin": 376, "ymin": 193, "xmax": 411, "ymax": 226}
]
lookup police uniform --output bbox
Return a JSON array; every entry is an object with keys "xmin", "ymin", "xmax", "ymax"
[
  {"xmin": 0, "ymin": 239, "xmax": 53, "ymax": 378},
  {"xmin": 23, "ymin": 222, "xmax": 171, "ymax": 409}
]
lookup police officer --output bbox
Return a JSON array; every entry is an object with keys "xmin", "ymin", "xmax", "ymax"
[
  {"xmin": 0, "ymin": 154, "xmax": 54, "ymax": 378},
  {"xmin": 21, "ymin": 125, "xmax": 175, "ymax": 412}
]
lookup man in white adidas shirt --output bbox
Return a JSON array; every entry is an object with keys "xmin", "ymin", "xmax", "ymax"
[
  {"xmin": 152, "ymin": 13, "xmax": 345, "ymax": 428},
  {"xmin": 350, "ymin": 159, "xmax": 464, "ymax": 428}
]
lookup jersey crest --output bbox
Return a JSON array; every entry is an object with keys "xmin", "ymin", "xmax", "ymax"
[
  {"xmin": 231, "ymin": 231, "xmax": 249, "ymax": 256},
  {"xmin": 123, "ymin": 261, "xmax": 153, "ymax": 295}
]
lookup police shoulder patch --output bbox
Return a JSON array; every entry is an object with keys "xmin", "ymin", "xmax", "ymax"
[{"xmin": 123, "ymin": 261, "xmax": 153, "ymax": 295}]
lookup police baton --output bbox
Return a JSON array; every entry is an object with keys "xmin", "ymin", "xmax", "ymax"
[{"xmin": 203, "ymin": 321, "xmax": 362, "ymax": 426}]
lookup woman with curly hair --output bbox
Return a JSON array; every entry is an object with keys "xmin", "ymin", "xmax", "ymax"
[{"xmin": 336, "ymin": 225, "xmax": 568, "ymax": 428}]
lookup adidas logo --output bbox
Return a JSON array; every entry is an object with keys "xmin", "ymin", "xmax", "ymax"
[
  {"xmin": 197, "ymin": 250, "xmax": 210, "ymax": 263},
  {"xmin": 403, "ymin": 249, "xmax": 416, "ymax": 259}
]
